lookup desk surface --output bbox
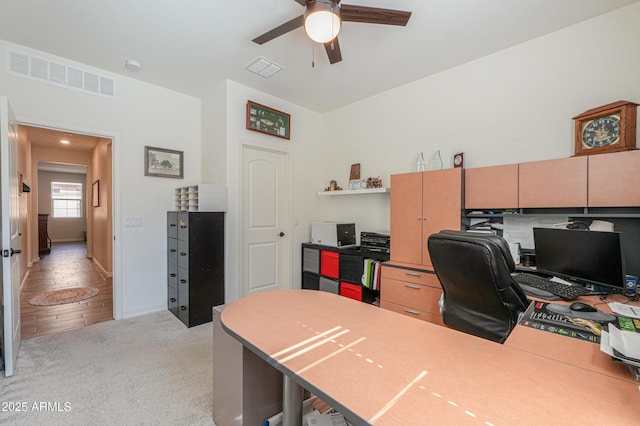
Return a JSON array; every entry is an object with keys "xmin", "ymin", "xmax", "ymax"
[{"xmin": 222, "ymin": 290, "xmax": 640, "ymax": 425}]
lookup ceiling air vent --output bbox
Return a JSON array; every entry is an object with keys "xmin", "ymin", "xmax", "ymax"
[
  {"xmin": 246, "ymin": 56, "xmax": 282, "ymax": 78},
  {"xmin": 6, "ymin": 48, "xmax": 116, "ymax": 99}
]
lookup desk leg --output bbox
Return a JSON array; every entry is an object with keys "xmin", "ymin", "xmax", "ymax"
[{"xmin": 282, "ymin": 375, "xmax": 303, "ymax": 426}]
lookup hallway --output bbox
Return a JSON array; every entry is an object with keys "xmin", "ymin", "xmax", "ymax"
[{"xmin": 20, "ymin": 242, "xmax": 113, "ymax": 339}]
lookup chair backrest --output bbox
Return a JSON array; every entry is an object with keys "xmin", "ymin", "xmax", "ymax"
[{"xmin": 427, "ymin": 231, "xmax": 530, "ymax": 343}]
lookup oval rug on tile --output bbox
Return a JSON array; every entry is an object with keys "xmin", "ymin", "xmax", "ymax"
[{"xmin": 29, "ymin": 287, "xmax": 99, "ymax": 306}]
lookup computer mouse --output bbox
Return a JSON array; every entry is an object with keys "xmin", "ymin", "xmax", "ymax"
[{"xmin": 569, "ymin": 302, "xmax": 597, "ymax": 312}]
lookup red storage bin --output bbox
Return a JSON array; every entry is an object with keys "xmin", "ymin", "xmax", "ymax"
[
  {"xmin": 340, "ymin": 282, "xmax": 362, "ymax": 301},
  {"xmin": 320, "ymin": 251, "xmax": 339, "ymax": 279}
]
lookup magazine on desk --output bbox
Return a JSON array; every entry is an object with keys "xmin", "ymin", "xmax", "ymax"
[{"xmin": 518, "ymin": 301, "xmax": 618, "ymax": 344}]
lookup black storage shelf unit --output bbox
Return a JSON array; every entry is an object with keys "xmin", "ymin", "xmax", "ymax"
[
  {"xmin": 168, "ymin": 211, "xmax": 225, "ymax": 327},
  {"xmin": 301, "ymin": 243, "xmax": 389, "ymax": 304}
]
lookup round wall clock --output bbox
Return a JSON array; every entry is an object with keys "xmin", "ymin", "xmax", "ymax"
[
  {"xmin": 573, "ymin": 100, "xmax": 638, "ymax": 156},
  {"xmin": 453, "ymin": 152, "xmax": 464, "ymax": 168}
]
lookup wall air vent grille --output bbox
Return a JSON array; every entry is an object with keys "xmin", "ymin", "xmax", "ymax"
[{"xmin": 6, "ymin": 49, "xmax": 115, "ymax": 99}]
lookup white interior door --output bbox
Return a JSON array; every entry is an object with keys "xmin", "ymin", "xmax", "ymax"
[
  {"xmin": 1, "ymin": 97, "xmax": 21, "ymax": 377},
  {"xmin": 242, "ymin": 146, "xmax": 290, "ymax": 296}
]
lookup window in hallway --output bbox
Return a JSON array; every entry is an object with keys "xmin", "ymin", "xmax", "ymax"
[{"xmin": 51, "ymin": 181, "xmax": 82, "ymax": 218}]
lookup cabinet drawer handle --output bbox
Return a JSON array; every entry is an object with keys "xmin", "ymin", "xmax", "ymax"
[
  {"xmin": 180, "ymin": 279, "xmax": 187, "ymax": 284},
  {"xmin": 170, "ymin": 224, "xmax": 176, "ymax": 227},
  {"xmin": 405, "ymin": 272, "xmax": 422, "ymax": 277},
  {"xmin": 170, "ymin": 298, "xmax": 176, "ymax": 302},
  {"xmin": 170, "ymin": 273, "xmax": 176, "ymax": 277},
  {"xmin": 403, "ymin": 308, "xmax": 421, "ymax": 315},
  {"xmin": 180, "ymin": 252, "xmax": 187, "ymax": 256},
  {"xmin": 170, "ymin": 249, "xmax": 176, "ymax": 253},
  {"xmin": 180, "ymin": 306, "xmax": 187, "ymax": 311},
  {"xmin": 404, "ymin": 284, "xmax": 421, "ymax": 289}
]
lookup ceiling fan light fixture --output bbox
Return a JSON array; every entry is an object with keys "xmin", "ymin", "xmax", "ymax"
[{"xmin": 304, "ymin": 0, "xmax": 341, "ymax": 43}]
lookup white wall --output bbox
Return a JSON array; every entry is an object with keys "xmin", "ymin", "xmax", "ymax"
[
  {"xmin": 37, "ymin": 171, "xmax": 87, "ymax": 242},
  {"xmin": 217, "ymin": 80, "xmax": 324, "ymax": 301},
  {"xmin": 320, "ymin": 3, "xmax": 640, "ymax": 233},
  {"xmin": 0, "ymin": 40, "xmax": 202, "ymax": 318}
]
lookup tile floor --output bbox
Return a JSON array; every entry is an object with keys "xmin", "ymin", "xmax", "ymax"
[{"xmin": 20, "ymin": 241, "xmax": 113, "ymax": 339}]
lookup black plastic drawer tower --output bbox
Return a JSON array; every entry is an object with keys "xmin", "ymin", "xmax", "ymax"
[{"xmin": 167, "ymin": 211, "xmax": 225, "ymax": 327}]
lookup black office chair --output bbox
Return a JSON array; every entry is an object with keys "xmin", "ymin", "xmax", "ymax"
[{"xmin": 427, "ymin": 231, "xmax": 530, "ymax": 343}]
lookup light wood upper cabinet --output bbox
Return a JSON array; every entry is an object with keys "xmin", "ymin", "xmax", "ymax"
[
  {"xmin": 465, "ymin": 164, "xmax": 519, "ymax": 209},
  {"xmin": 588, "ymin": 150, "xmax": 640, "ymax": 207},
  {"xmin": 390, "ymin": 168, "xmax": 462, "ymax": 268},
  {"xmin": 518, "ymin": 156, "xmax": 588, "ymax": 208}
]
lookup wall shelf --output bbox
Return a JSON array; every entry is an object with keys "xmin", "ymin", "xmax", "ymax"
[{"xmin": 317, "ymin": 187, "xmax": 390, "ymax": 196}]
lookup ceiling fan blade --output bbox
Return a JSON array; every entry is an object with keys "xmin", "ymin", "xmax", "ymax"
[
  {"xmin": 341, "ymin": 5, "xmax": 411, "ymax": 26},
  {"xmin": 252, "ymin": 15, "xmax": 304, "ymax": 45},
  {"xmin": 324, "ymin": 37, "xmax": 342, "ymax": 64},
  {"xmin": 294, "ymin": 0, "xmax": 308, "ymax": 5}
]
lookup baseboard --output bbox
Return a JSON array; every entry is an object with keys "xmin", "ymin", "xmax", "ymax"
[
  {"xmin": 51, "ymin": 238, "xmax": 85, "ymax": 243},
  {"xmin": 19, "ymin": 269, "xmax": 31, "ymax": 293},
  {"xmin": 121, "ymin": 305, "xmax": 166, "ymax": 320},
  {"xmin": 92, "ymin": 258, "xmax": 113, "ymax": 278}
]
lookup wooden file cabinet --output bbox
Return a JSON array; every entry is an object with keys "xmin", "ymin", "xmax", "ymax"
[
  {"xmin": 167, "ymin": 211, "xmax": 225, "ymax": 327},
  {"xmin": 380, "ymin": 264, "xmax": 444, "ymax": 325}
]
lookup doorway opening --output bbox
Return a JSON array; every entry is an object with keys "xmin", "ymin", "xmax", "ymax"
[{"xmin": 20, "ymin": 125, "xmax": 113, "ymax": 339}]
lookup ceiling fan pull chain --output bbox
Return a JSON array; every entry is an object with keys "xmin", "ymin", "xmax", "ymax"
[{"xmin": 312, "ymin": 40, "xmax": 315, "ymax": 68}]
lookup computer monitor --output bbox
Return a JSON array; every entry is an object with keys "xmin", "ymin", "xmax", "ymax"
[{"xmin": 533, "ymin": 227, "xmax": 626, "ymax": 291}]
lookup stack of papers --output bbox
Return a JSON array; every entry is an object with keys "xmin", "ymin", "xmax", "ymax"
[
  {"xmin": 306, "ymin": 411, "xmax": 348, "ymax": 426},
  {"xmin": 608, "ymin": 302, "xmax": 640, "ymax": 319},
  {"xmin": 600, "ymin": 322, "xmax": 640, "ymax": 368}
]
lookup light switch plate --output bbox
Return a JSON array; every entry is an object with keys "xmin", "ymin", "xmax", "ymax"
[{"xmin": 125, "ymin": 216, "xmax": 142, "ymax": 227}]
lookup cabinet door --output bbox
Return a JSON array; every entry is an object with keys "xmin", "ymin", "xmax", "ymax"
[
  {"xmin": 518, "ymin": 156, "xmax": 587, "ymax": 207},
  {"xmin": 390, "ymin": 172, "xmax": 423, "ymax": 265},
  {"xmin": 465, "ymin": 164, "xmax": 518, "ymax": 209},
  {"xmin": 422, "ymin": 168, "xmax": 462, "ymax": 267},
  {"xmin": 588, "ymin": 150, "xmax": 640, "ymax": 207}
]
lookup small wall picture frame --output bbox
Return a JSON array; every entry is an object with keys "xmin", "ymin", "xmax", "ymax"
[
  {"xmin": 92, "ymin": 180, "xmax": 100, "ymax": 207},
  {"xmin": 246, "ymin": 100, "xmax": 291, "ymax": 139},
  {"xmin": 144, "ymin": 146, "xmax": 184, "ymax": 179}
]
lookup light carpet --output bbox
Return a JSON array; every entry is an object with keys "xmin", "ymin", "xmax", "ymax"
[{"xmin": 0, "ymin": 310, "xmax": 215, "ymax": 426}]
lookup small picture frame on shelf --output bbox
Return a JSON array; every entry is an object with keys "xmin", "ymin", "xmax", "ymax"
[{"xmin": 145, "ymin": 146, "xmax": 184, "ymax": 179}]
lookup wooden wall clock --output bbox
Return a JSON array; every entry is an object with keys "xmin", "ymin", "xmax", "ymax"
[{"xmin": 573, "ymin": 100, "xmax": 638, "ymax": 156}]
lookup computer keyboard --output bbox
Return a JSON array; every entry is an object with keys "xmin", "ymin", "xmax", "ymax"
[{"xmin": 512, "ymin": 273, "xmax": 592, "ymax": 301}]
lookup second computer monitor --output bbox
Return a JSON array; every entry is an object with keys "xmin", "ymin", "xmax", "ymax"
[{"xmin": 533, "ymin": 227, "xmax": 626, "ymax": 290}]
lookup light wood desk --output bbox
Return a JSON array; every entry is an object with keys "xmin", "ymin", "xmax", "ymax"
[{"xmin": 221, "ymin": 290, "xmax": 640, "ymax": 425}]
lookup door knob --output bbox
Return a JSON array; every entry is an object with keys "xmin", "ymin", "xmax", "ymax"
[
  {"xmin": 279, "ymin": 232, "xmax": 285, "ymax": 237},
  {"xmin": 10, "ymin": 248, "xmax": 21, "ymax": 256}
]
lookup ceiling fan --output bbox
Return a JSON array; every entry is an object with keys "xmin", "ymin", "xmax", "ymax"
[{"xmin": 252, "ymin": 0, "xmax": 412, "ymax": 64}]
